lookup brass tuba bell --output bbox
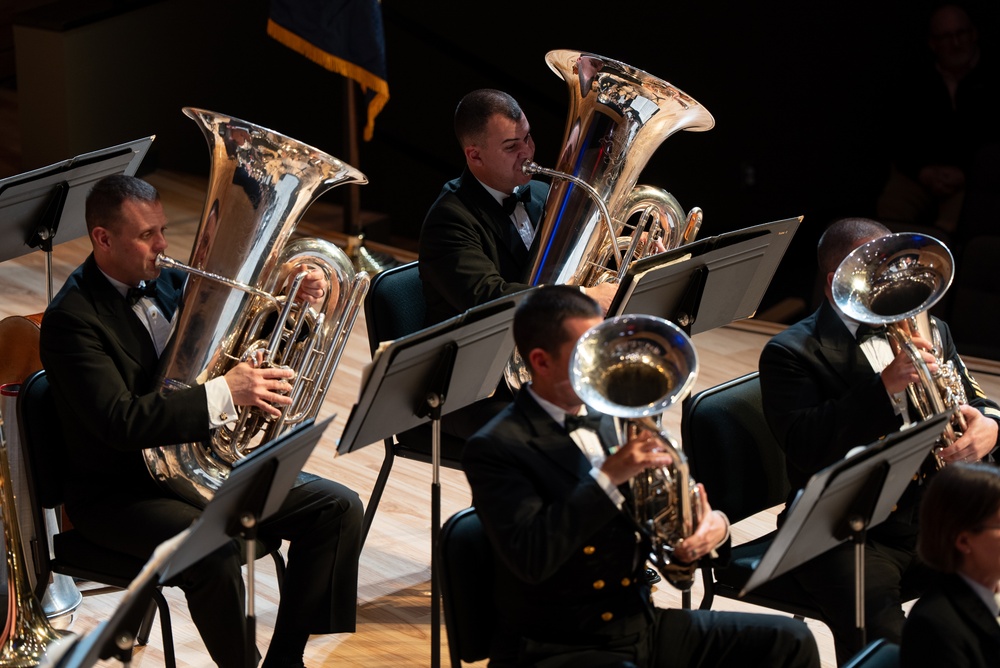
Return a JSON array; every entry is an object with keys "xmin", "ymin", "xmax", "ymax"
[
  {"xmin": 506, "ymin": 50, "xmax": 714, "ymax": 390},
  {"xmin": 832, "ymin": 232, "xmax": 967, "ymax": 466},
  {"xmin": 142, "ymin": 108, "xmax": 370, "ymax": 507},
  {"xmin": 569, "ymin": 314, "xmax": 701, "ymax": 590}
]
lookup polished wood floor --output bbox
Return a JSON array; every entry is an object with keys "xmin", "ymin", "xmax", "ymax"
[{"xmin": 2, "ymin": 168, "xmax": 999, "ymax": 668}]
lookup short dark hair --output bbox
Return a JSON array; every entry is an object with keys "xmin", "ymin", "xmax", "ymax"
[
  {"xmin": 513, "ymin": 285, "xmax": 602, "ymax": 372},
  {"xmin": 85, "ymin": 174, "xmax": 160, "ymax": 233},
  {"xmin": 918, "ymin": 462, "xmax": 1000, "ymax": 573},
  {"xmin": 454, "ymin": 89, "xmax": 523, "ymax": 148},
  {"xmin": 817, "ymin": 217, "xmax": 891, "ymax": 277}
]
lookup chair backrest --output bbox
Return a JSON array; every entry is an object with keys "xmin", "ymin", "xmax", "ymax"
[
  {"xmin": 364, "ymin": 261, "xmax": 426, "ymax": 355},
  {"xmin": 17, "ymin": 369, "xmax": 68, "ymax": 512},
  {"xmin": 439, "ymin": 507, "xmax": 495, "ymax": 666},
  {"xmin": 841, "ymin": 638, "xmax": 900, "ymax": 668},
  {"xmin": 681, "ymin": 371, "xmax": 790, "ymax": 523}
]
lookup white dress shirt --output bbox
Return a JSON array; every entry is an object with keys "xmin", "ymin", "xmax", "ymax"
[
  {"xmin": 103, "ymin": 271, "xmax": 237, "ymax": 428},
  {"xmin": 526, "ymin": 384, "xmax": 626, "ymax": 508},
  {"xmin": 479, "ymin": 179, "xmax": 535, "ymax": 249}
]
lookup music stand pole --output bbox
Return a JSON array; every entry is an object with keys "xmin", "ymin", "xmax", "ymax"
[
  {"xmin": 429, "ymin": 392, "xmax": 443, "ymax": 668},
  {"xmin": 833, "ymin": 459, "xmax": 888, "ymax": 651},
  {"xmin": 337, "ymin": 293, "xmax": 526, "ymax": 668},
  {"xmin": 240, "ymin": 512, "xmax": 260, "ymax": 668},
  {"xmin": 419, "ymin": 343, "xmax": 456, "ymax": 668}
]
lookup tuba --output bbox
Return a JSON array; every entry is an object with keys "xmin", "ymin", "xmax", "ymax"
[
  {"xmin": 832, "ymin": 232, "xmax": 967, "ymax": 467},
  {"xmin": 570, "ymin": 314, "xmax": 701, "ymax": 590},
  {"xmin": 1, "ymin": 389, "xmax": 71, "ymax": 666},
  {"xmin": 142, "ymin": 108, "xmax": 369, "ymax": 507},
  {"xmin": 506, "ymin": 50, "xmax": 714, "ymax": 389}
]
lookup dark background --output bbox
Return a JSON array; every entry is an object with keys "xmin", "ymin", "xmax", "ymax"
[{"xmin": 7, "ymin": 0, "xmax": 999, "ymax": 335}]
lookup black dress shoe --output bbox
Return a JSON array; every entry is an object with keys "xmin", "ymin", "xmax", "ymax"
[{"xmin": 643, "ymin": 567, "xmax": 662, "ymax": 585}]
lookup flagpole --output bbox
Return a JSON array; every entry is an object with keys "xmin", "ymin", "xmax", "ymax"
[{"xmin": 343, "ymin": 78, "xmax": 362, "ymax": 237}]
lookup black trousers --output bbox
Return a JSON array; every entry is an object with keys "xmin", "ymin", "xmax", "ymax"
[
  {"xmin": 70, "ymin": 475, "xmax": 364, "ymax": 668},
  {"xmin": 501, "ymin": 608, "xmax": 821, "ymax": 668}
]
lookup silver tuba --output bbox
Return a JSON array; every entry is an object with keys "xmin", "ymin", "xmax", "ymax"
[
  {"xmin": 142, "ymin": 108, "xmax": 369, "ymax": 507},
  {"xmin": 506, "ymin": 49, "xmax": 714, "ymax": 389},
  {"xmin": 832, "ymin": 232, "xmax": 967, "ymax": 467},
  {"xmin": 570, "ymin": 314, "xmax": 702, "ymax": 590}
]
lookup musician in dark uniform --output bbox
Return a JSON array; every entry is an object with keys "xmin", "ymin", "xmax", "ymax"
[
  {"xmin": 901, "ymin": 461, "xmax": 1000, "ymax": 667},
  {"xmin": 418, "ymin": 88, "xmax": 618, "ymax": 326},
  {"xmin": 417, "ymin": 89, "xmax": 619, "ymax": 439},
  {"xmin": 463, "ymin": 285, "xmax": 821, "ymax": 668},
  {"xmin": 39, "ymin": 174, "xmax": 364, "ymax": 668},
  {"xmin": 758, "ymin": 216, "xmax": 1000, "ymax": 663}
]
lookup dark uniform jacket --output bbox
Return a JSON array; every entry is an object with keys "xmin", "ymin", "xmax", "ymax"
[
  {"xmin": 39, "ymin": 256, "xmax": 204, "ymax": 509},
  {"xmin": 463, "ymin": 390, "xmax": 728, "ymax": 661},
  {"xmin": 760, "ymin": 300, "xmax": 1000, "ymax": 497},
  {"xmin": 418, "ymin": 168, "xmax": 548, "ymax": 326},
  {"xmin": 901, "ymin": 573, "xmax": 1000, "ymax": 668}
]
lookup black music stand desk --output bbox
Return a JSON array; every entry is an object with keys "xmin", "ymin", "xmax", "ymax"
[
  {"xmin": 609, "ymin": 216, "xmax": 801, "ymax": 333},
  {"xmin": 337, "ymin": 288, "xmax": 531, "ymax": 668},
  {"xmin": 741, "ymin": 411, "xmax": 951, "ymax": 649},
  {"xmin": 0, "ymin": 136, "xmax": 154, "ymax": 300},
  {"xmin": 48, "ymin": 417, "xmax": 332, "ymax": 668}
]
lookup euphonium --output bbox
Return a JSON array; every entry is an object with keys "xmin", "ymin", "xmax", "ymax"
[
  {"xmin": 1, "ymin": 390, "xmax": 71, "ymax": 666},
  {"xmin": 570, "ymin": 315, "xmax": 701, "ymax": 590},
  {"xmin": 142, "ymin": 108, "xmax": 369, "ymax": 507},
  {"xmin": 832, "ymin": 232, "xmax": 966, "ymax": 467},
  {"xmin": 506, "ymin": 50, "xmax": 714, "ymax": 389}
]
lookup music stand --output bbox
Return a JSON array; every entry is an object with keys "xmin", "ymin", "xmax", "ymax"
[
  {"xmin": 337, "ymin": 288, "xmax": 531, "ymax": 668},
  {"xmin": 608, "ymin": 216, "xmax": 802, "ymax": 333},
  {"xmin": 0, "ymin": 136, "xmax": 154, "ymax": 300},
  {"xmin": 47, "ymin": 417, "xmax": 332, "ymax": 668},
  {"xmin": 741, "ymin": 411, "xmax": 950, "ymax": 650}
]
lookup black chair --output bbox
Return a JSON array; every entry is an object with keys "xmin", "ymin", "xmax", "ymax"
[
  {"xmin": 361, "ymin": 261, "xmax": 467, "ymax": 541},
  {"xmin": 841, "ymin": 638, "xmax": 900, "ymax": 668},
  {"xmin": 680, "ymin": 371, "xmax": 829, "ymax": 622},
  {"xmin": 439, "ymin": 507, "xmax": 494, "ymax": 668},
  {"xmin": 17, "ymin": 369, "xmax": 285, "ymax": 667}
]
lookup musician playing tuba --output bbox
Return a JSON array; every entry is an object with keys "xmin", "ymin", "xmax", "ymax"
[
  {"xmin": 758, "ymin": 217, "xmax": 1000, "ymax": 664},
  {"xmin": 463, "ymin": 285, "xmax": 821, "ymax": 668},
  {"xmin": 419, "ymin": 88, "xmax": 622, "ymax": 324},
  {"xmin": 39, "ymin": 174, "xmax": 365, "ymax": 667},
  {"xmin": 419, "ymin": 51, "xmax": 716, "ymax": 445}
]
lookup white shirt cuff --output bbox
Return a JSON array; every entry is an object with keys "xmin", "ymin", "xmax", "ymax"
[{"xmin": 206, "ymin": 376, "xmax": 238, "ymax": 427}]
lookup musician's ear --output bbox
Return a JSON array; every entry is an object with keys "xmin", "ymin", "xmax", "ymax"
[
  {"xmin": 91, "ymin": 226, "xmax": 112, "ymax": 251},
  {"xmin": 526, "ymin": 347, "xmax": 549, "ymax": 377},
  {"xmin": 465, "ymin": 144, "xmax": 482, "ymax": 166}
]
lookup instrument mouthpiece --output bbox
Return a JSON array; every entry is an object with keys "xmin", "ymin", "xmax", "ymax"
[{"xmin": 521, "ymin": 160, "xmax": 542, "ymax": 175}]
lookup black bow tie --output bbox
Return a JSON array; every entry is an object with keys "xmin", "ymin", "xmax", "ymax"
[
  {"xmin": 502, "ymin": 187, "xmax": 531, "ymax": 215},
  {"xmin": 126, "ymin": 280, "xmax": 158, "ymax": 306},
  {"xmin": 565, "ymin": 411, "xmax": 603, "ymax": 433},
  {"xmin": 856, "ymin": 323, "xmax": 887, "ymax": 342}
]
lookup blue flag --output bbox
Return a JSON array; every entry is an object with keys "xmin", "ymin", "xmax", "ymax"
[{"xmin": 268, "ymin": 0, "xmax": 389, "ymax": 141}]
